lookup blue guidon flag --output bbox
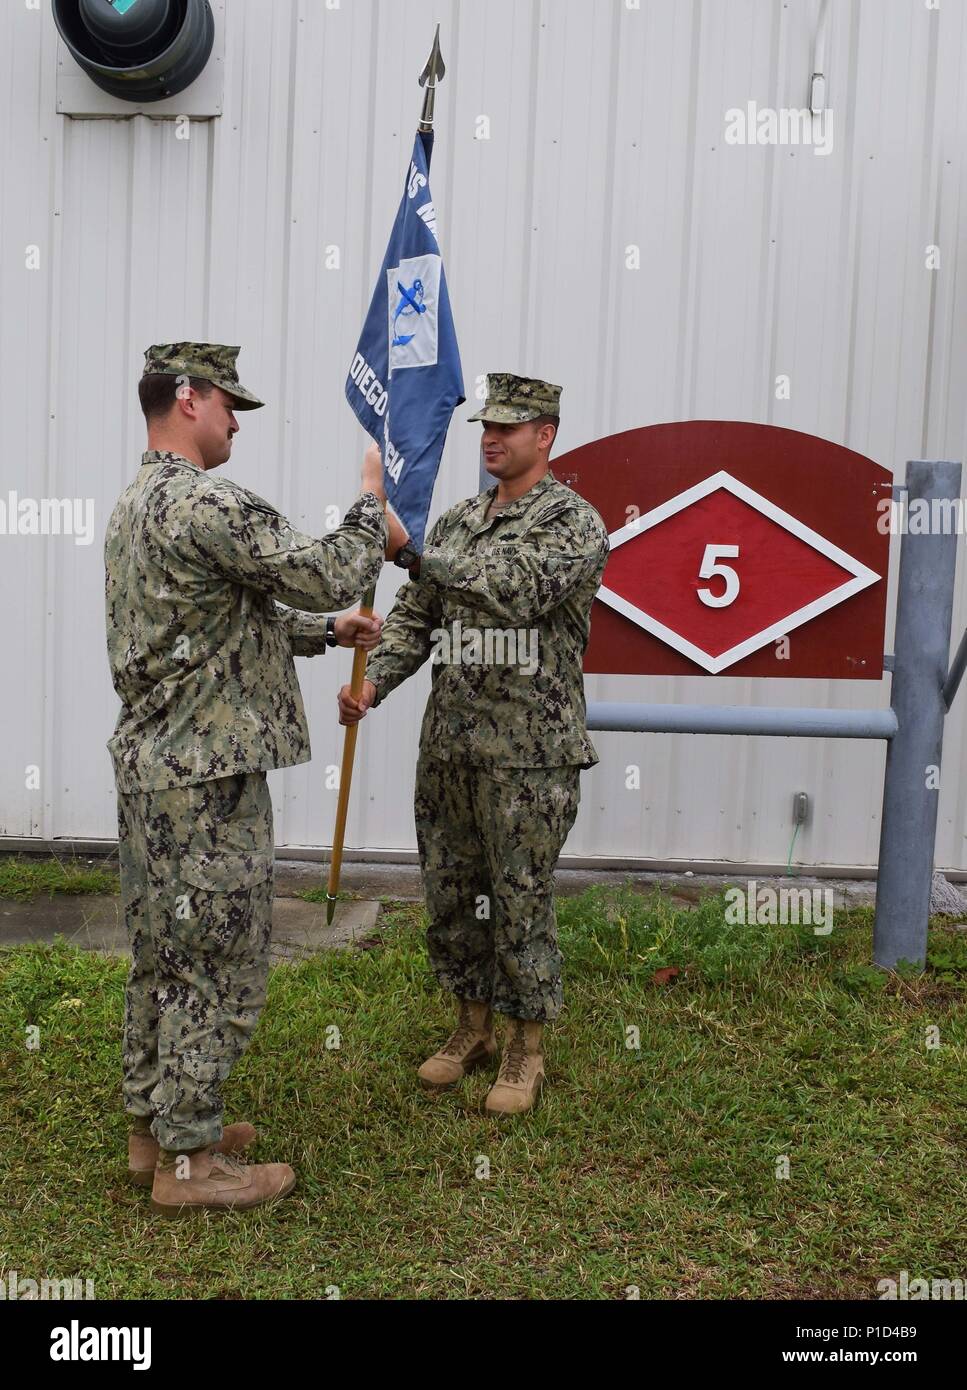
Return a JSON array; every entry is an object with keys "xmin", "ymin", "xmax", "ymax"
[{"xmin": 345, "ymin": 129, "xmax": 464, "ymax": 553}]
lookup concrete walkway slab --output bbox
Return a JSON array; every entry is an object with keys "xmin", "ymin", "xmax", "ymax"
[
  {"xmin": 0, "ymin": 894, "xmax": 379, "ymax": 960},
  {"xmin": 270, "ymin": 897, "xmax": 379, "ymax": 963},
  {"xmin": 0, "ymin": 895, "xmax": 124, "ymax": 952},
  {"xmin": 0, "ymin": 860, "xmax": 883, "ymax": 963},
  {"xmin": 274, "ymin": 860, "xmax": 880, "ymax": 910}
]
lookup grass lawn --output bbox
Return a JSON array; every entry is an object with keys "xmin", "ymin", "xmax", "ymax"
[
  {"xmin": 1, "ymin": 885, "xmax": 965, "ymax": 1300},
  {"xmin": 0, "ymin": 855, "xmax": 119, "ymax": 901}
]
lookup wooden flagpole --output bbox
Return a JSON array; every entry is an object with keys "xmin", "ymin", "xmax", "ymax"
[{"xmin": 326, "ymin": 577, "xmax": 378, "ymax": 925}]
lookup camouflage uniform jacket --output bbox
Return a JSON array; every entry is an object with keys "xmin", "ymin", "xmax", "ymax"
[
  {"xmin": 365, "ymin": 470, "xmax": 609, "ymax": 768},
  {"xmin": 105, "ymin": 450, "xmax": 387, "ymax": 792}
]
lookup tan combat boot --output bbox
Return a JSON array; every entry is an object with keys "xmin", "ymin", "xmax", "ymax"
[
  {"xmin": 150, "ymin": 1146, "xmax": 296, "ymax": 1217},
  {"xmin": 417, "ymin": 998, "xmax": 497, "ymax": 1090},
  {"xmin": 128, "ymin": 1122, "xmax": 258, "ymax": 1187},
  {"xmin": 484, "ymin": 1018, "xmax": 545, "ymax": 1116}
]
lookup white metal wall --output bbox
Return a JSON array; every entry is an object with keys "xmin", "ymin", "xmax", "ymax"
[{"xmin": 2, "ymin": 0, "xmax": 966, "ymax": 869}]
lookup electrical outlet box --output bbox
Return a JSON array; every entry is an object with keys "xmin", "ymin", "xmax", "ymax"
[{"xmin": 793, "ymin": 792, "xmax": 810, "ymax": 826}]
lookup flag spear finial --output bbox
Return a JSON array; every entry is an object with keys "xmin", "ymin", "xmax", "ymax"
[{"xmin": 418, "ymin": 24, "xmax": 445, "ymax": 132}]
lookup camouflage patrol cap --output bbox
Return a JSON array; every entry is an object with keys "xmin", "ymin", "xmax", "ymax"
[
  {"xmin": 467, "ymin": 373, "xmax": 562, "ymax": 424},
  {"xmin": 140, "ymin": 342, "xmax": 265, "ymax": 410}
]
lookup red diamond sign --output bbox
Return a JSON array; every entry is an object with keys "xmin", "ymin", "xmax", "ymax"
[
  {"xmin": 597, "ymin": 470, "xmax": 881, "ymax": 673},
  {"xmin": 553, "ymin": 421, "xmax": 892, "ymax": 679}
]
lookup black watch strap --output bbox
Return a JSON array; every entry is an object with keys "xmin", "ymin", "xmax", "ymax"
[
  {"xmin": 394, "ymin": 543, "xmax": 420, "ymax": 570},
  {"xmin": 325, "ymin": 615, "xmax": 338, "ymax": 648}
]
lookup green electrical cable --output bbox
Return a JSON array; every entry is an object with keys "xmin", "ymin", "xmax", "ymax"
[{"xmin": 786, "ymin": 821, "xmax": 801, "ymax": 876}]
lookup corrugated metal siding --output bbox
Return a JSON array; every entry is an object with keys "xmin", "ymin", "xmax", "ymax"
[{"xmin": 2, "ymin": 0, "xmax": 966, "ymax": 868}]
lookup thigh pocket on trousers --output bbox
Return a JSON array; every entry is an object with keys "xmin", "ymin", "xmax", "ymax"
[
  {"xmin": 181, "ymin": 1050, "xmax": 233, "ymax": 1109},
  {"xmin": 177, "ymin": 851, "xmax": 274, "ymax": 956}
]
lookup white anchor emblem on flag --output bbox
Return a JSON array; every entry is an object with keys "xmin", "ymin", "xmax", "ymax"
[{"xmin": 387, "ymin": 253, "xmax": 441, "ymax": 372}]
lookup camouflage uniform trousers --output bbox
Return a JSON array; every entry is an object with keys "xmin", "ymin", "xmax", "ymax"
[
  {"xmin": 116, "ymin": 771, "xmax": 275, "ymax": 1151},
  {"xmin": 413, "ymin": 751, "xmax": 581, "ymax": 1022}
]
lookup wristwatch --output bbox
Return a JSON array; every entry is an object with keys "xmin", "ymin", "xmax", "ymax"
[
  {"xmin": 325, "ymin": 615, "xmax": 339, "ymax": 648},
  {"xmin": 394, "ymin": 543, "xmax": 421, "ymax": 571}
]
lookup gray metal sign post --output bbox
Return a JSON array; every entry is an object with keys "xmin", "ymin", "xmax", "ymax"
[
  {"xmin": 585, "ymin": 459, "xmax": 963, "ymax": 971},
  {"xmin": 872, "ymin": 461, "xmax": 960, "ymax": 966}
]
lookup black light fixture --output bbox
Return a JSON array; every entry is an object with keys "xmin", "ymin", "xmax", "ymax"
[{"xmin": 51, "ymin": 0, "xmax": 214, "ymax": 103}]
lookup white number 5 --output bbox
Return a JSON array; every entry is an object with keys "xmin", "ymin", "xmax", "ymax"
[{"xmin": 697, "ymin": 544, "xmax": 740, "ymax": 608}]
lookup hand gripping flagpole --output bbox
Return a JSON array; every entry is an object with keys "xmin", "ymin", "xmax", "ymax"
[{"xmin": 326, "ymin": 25, "xmax": 446, "ymax": 925}]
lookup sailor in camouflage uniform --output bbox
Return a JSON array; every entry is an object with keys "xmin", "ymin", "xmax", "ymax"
[
  {"xmin": 338, "ymin": 374, "xmax": 609, "ymax": 1115},
  {"xmin": 105, "ymin": 342, "xmax": 403, "ymax": 1213}
]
